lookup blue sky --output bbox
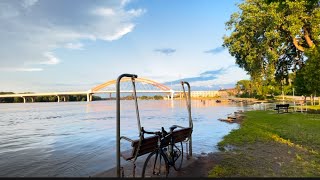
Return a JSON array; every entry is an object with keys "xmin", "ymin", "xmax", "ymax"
[{"xmin": 0, "ymin": 0, "xmax": 249, "ymax": 92}]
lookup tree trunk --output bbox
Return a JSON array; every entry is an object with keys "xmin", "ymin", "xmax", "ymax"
[
  {"xmin": 292, "ymin": 37, "xmax": 305, "ymax": 52},
  {"xmin": 303, "ymin": 27, "xmax": 315, "ymax": 48}
]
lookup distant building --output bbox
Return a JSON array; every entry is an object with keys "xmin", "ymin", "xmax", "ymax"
[{"xmin": 190, "ymin": 91, "xmax": 219, "ymax": 98}]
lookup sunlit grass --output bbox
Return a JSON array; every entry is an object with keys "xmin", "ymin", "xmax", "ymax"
[
  {"xmin": 210, "ymin": 110, "xmax": 320, "ymax": 177},
  {"xmin": 218, "ymin": 111, "xmax": 320, "ymax": 151}
]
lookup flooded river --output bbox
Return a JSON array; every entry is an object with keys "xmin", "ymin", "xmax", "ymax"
[{"xmin": 0, "ymin": 100, "xmax": 249, "ymax": 177}]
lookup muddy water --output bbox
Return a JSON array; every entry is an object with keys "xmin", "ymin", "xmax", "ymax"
[{"xmin": 0, "ymin": 100, "xmax": 249, "ymax": 177}]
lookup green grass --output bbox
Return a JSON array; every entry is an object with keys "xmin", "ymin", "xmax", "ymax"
[
  {"xmin": 210, "ymin": 110, "xmax": 320, "ymax": 177},
  {"xmin": 218, "ymin": 111, "xmax": 320, "ymax": 151}
]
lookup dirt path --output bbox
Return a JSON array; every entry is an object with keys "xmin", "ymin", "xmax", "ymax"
[
  {"xmin": 94, "ymin": 153, "xmax": 218, "ymax": 177},
  {"xmin": 171, "ymin": 153, "xmax": 217, "ymax": 177}
]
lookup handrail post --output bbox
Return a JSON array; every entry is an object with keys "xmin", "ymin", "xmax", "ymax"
[
  {"xmin": 116, "ymin": 73, "xmax": 138, "ymax": 178},
  {"xmin": 181, "ymin": 81, "xmax": 192, "ymax": 157}
]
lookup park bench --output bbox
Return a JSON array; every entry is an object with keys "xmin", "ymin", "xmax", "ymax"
[
  {"xmin": 121, "ymin": 127, "xmax": 192, "ymax": 161},
  {"xmin": 116, "ymin": 74, "xmax": 193, "ymax": 177},
  {"xmin": 274, "ymin": 104, "xmax": 289, "ymax": 113}
]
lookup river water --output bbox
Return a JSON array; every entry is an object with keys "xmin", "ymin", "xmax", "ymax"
[{"xmin": 0, "ymin": 100, "xmax": 249, "ymax": 177}]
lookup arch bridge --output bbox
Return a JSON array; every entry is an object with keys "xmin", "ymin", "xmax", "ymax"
[
  {"xmin": 0, "ymin": 77, "xmax": 177, "ymax": 103},
  {"xmin": 87, "ymin": 77, "xmax": 175, "ymax": 101}
]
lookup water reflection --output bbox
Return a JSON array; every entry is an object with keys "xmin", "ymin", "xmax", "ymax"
[{"xmin": 0, "ymin": 100, "xmax": 248, "ymax": 177}]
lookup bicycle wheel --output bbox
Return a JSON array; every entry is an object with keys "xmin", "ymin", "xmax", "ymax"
[
  {"xmin": 142, "ymin": 150, "xmax": 169, "ymax": 178},
  {"xmin": 173, "ymin": 141, "xmax": 183, "ymax": 171}
]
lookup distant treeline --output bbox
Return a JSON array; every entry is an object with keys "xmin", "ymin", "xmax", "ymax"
[
  {"xmin": 0, "ymin": 92, "xmax": 102, "ymax": 103},
  {"xmin": 0, "ymin": 92, "xmax": 164, "ymax": 103}
]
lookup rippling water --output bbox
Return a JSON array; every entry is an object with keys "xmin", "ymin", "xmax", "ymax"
[{"xmin": 0, "ymin": 100, "xmax": 248, "ymax": 177}]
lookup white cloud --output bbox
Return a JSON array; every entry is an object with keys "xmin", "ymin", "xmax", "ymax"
[
  {"xmin": 101, "ymin": 24, "xmax": 135, "ymax": 41},
  {"xmin": 0, "ymin": 67, "xmax": 43, "ymax": 72},
  {"xmin": 22, "ymin": 0, "xmax": 38, "ymax": 8},
  {"xmin": 93, "ymin": 8, "xmax": 115, "ymax": 16},
  {"xmin": 41, "ymin": 52, "xmax": 60, "ymax": 65},
  {"xmin": 0, "ymin": 0, "xmax": 145, "ymax": 71},
  {"xmin": 127, "ymin": 9, "xmax": 146, "ymax": 17},
  {"xmin": 121, "ymin": 0, "xmax": 131, "ymax": 7},
  {"xmin": 17, "ymin": 68, "xmax": 43, "ymax": 72},
  {"xmin": 65, "ymin": 42, "xmax": 84, "ymax": 50}
]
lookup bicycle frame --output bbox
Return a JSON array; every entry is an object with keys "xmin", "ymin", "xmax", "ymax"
[{"xmin": 161, "ymin": 128, "xmax": 181, "ymax": 165}]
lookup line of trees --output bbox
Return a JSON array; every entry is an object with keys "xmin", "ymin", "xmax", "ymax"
[
  {"xmin": 0, "ymin": 92, "xmax": 102, "ymax": 103},
  {"xmin": 224, "ymin": 0, "xmax": 320, "ymax": 101},
  {"xmin": 0, "ymin": 92, "xmax": 165, "ymax": 103}
]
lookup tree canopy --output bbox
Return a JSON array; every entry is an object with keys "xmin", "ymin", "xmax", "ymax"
[
  {"xmin": 294, "ymin": 47, "xmax": 320, "ymax": 96},
  {"xmin": 223, "ymin": 0, "xmax": 320, "ymax": 96}
]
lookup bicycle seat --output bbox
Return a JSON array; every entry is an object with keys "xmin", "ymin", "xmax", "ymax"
[{"xmin": 169, "ymin": 125, "xmax": 178, "ymax": 131}]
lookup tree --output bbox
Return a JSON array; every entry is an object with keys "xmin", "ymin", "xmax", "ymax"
[
  {"xmin": 223, "ymin": 0, "xmax": 320, "ymax": 96},
  {"xmin": 0, "ymin": 92, "xmax": 14, "ymax": 103},
  {"xmin": 154, "ymin": 95, "xmax": 164, "ymax": 100},
  {"xmin": 294, "ymin": 47, "xmax": 320, "ymax": 104},
  {"xmin": 236, "ymin": 80, "xmax": 253, "ymax": 97}
]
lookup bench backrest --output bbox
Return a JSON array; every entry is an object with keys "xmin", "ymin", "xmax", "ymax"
[
  {"xmin": 276, "ymin": 104, "xmax": 289, "ymax": 108},
  {"xmin": 131, "ymin": 135, "xmax": 158, "ymax": 159},
  {"xmin": 172, "ymin": 127, "xmax": 192, "ymax": 143},
  {"xmin": 129, "ymin": 127, "xmax": 192, "ymax": 160}
]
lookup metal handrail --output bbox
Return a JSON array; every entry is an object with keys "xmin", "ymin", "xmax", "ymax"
[
  {"xmin": 116, "ymin": 73, "xmax": 137, "ymax": 178},
  {"xmin": 181, "ymin": 81, "xmax": 192, "ymax": 157}
]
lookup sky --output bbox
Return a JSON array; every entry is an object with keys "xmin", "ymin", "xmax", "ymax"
[{"xmin": 0, "ymin": 0, "xmax": 249, "ymax": 93}]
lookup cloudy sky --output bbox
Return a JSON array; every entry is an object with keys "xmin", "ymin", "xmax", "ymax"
[{"xmin": 0, "ymin": 0, "xmax": 249, "ymax": 92}]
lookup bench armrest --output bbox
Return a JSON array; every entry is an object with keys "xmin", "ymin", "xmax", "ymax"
[{"xmin": 120, "ymin": 136, "xmax": 134, "ymax": 143}]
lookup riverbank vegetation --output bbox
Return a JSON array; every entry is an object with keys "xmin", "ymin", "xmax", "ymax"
[
  {"xmin": 0, "ymin": 92, "xmax": 102, "ymax": 103},
  {"xmin": 224, "ymin": 0, "xmax": 320, "ymax": 101},
  {"xmin": 209, "ymin": 110, "xmax": 320, "ymax": 177}
]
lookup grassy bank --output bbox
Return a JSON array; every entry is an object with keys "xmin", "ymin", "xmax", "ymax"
[{"xmin": 209, "ymin": 111, "xmax": 320, "ymax": 177}]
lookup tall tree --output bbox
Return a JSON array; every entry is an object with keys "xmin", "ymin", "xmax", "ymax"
[
  {"xmin": 294, "ymin": 47, "xmax": 320, "ymax": 100},
  {"xmin": 223, "ymin": 0, "xmax": 320, "ymax": 95}
]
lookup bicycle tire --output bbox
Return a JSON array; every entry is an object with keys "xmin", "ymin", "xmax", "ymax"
[
  {"xmin": 142, "ymin": 150, "xmax": 169, "ymax": 177},
  {"xmin": 173, "ymin": 141, "xmax": 183, "ymax": 171}
]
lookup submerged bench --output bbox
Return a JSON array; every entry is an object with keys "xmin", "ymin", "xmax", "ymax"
[
  {"xmin": 121, "ymin": 127, "xmax": 192, "ymax": 161},
  {"xmin": 274, "ymin": 104, "xmax": 289, "ymax": 113}
]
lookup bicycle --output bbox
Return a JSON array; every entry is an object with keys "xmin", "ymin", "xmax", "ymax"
[{"xmin": 141, "ymin": 125, "xmax": 189, "ymax": 177}]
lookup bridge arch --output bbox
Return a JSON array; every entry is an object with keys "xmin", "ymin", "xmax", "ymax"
[{"xmin": 91, "ymin": 77, "xmax": 172, "ymax": 92}]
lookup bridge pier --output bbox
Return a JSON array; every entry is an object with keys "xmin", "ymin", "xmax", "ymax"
[
  {"xmin": 170, "ymin": 91, "xmax": 174, "ymax": 100},
  {"xmin": 21, "ymin": 96, "xmax": 35, "ymax": 103},
  {"xmin": 87, "ymin": 93, "xmax": 92, "ymax": 102},
  {"xmin": 57, "ymin": 95, "xmax": 60, "ymax": 102}
]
